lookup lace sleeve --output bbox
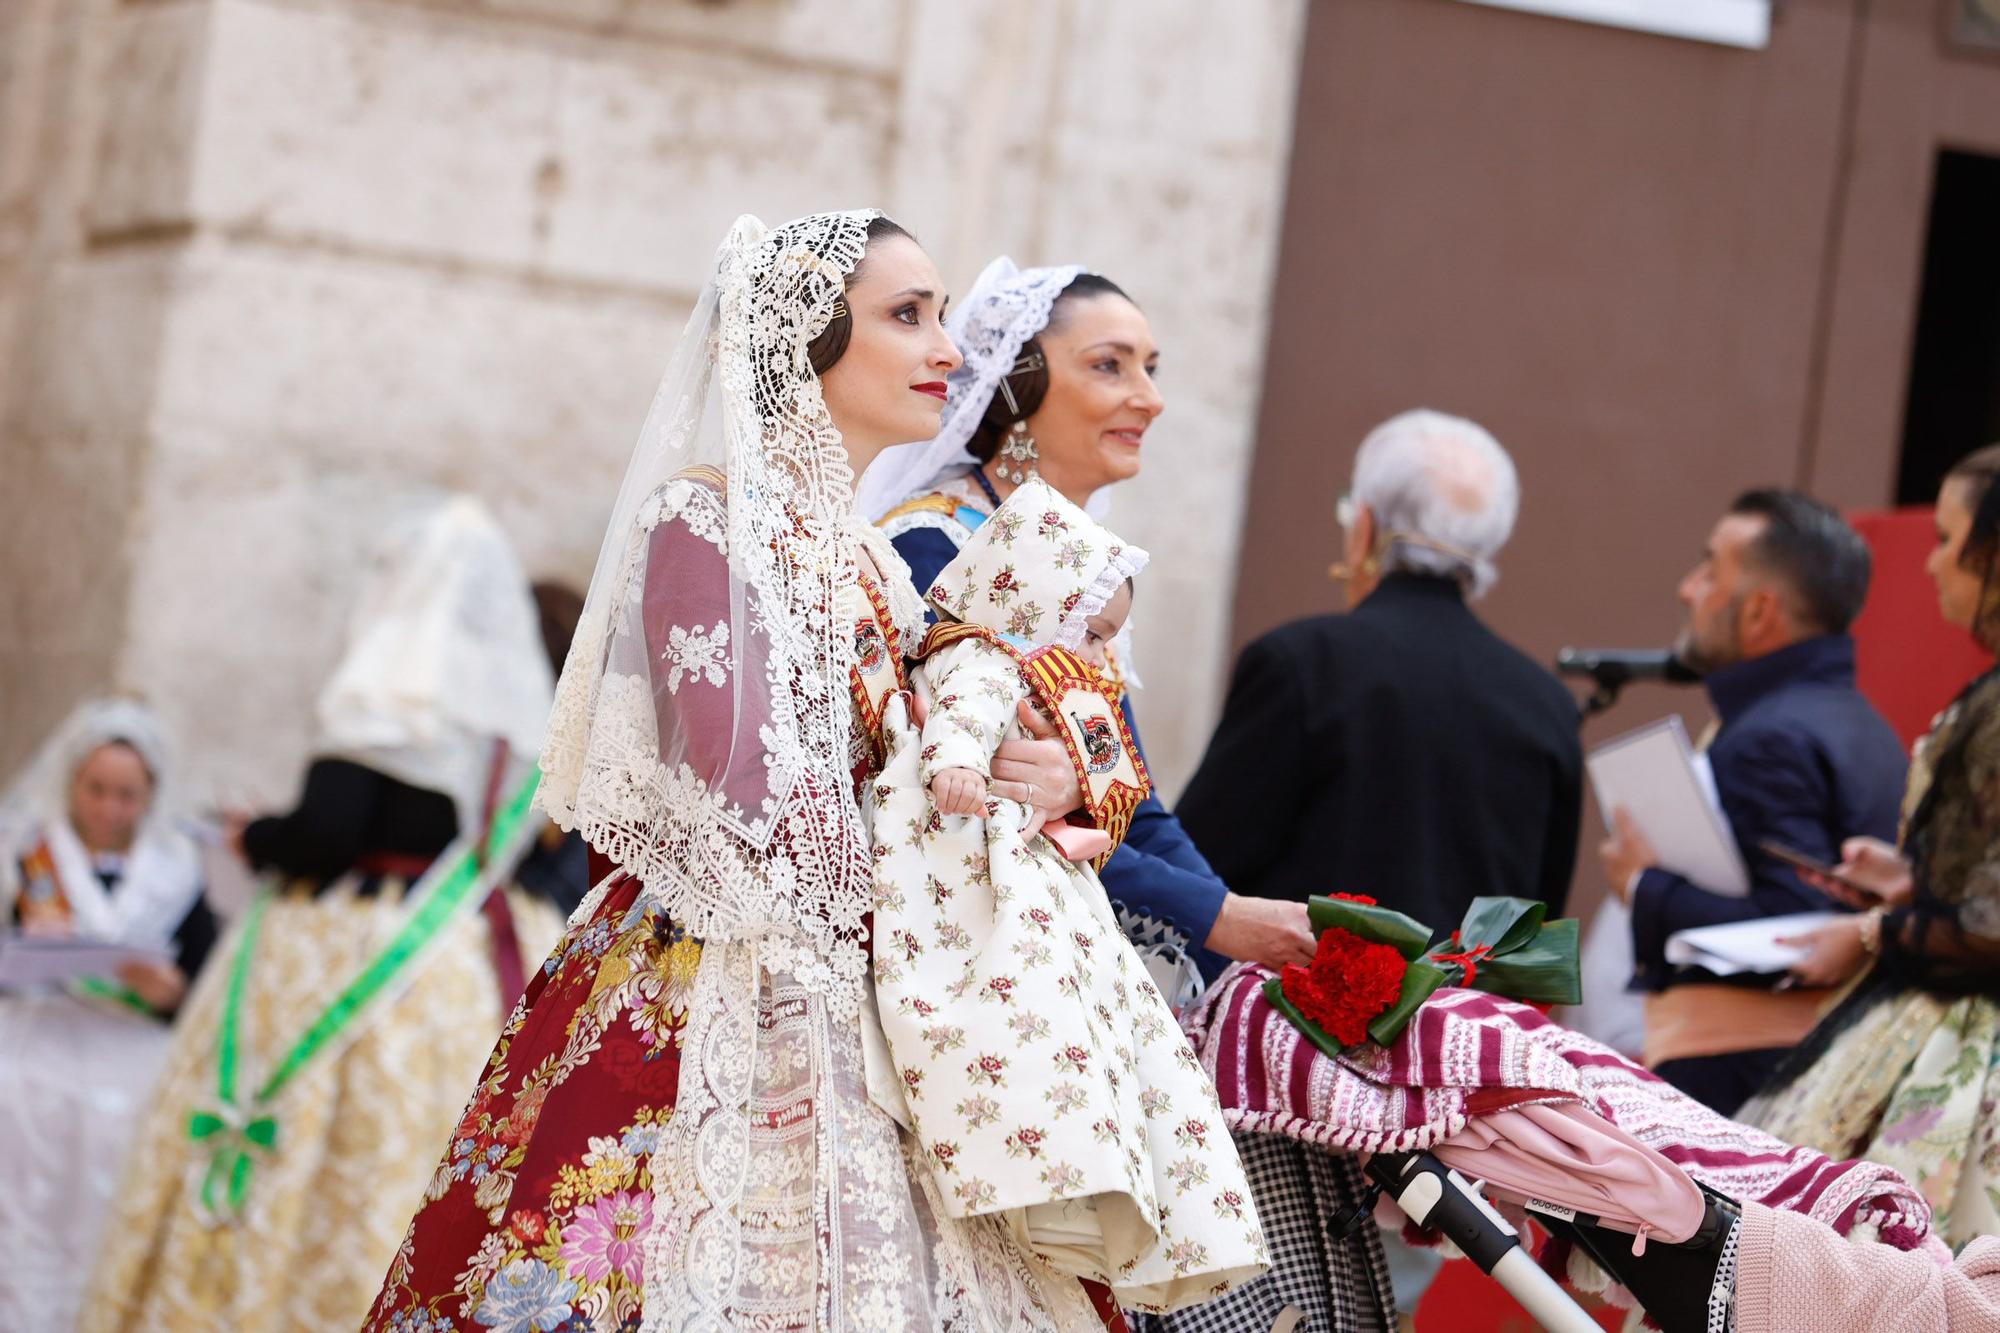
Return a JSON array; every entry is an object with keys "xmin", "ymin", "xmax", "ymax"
[
  {"xmin": 917, "ymin": 638, "xmax": 1026, "ymax": 785},
  {"xmin": 1891, "ymin": 689, "xmax": 2000, "ymax": 970},
  {"xmin": 638, "ymin": 504, "xmax": 763, "ymax": 795}
]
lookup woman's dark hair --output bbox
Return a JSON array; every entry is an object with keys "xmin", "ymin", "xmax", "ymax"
[
  {"xmin": 1947, "ymin": 443, "xmax": 2000, "ymax": 649},
  {"xmin": 965, "ymin": 273, "xmax": 1132, "ymax": 465},
  {"xmin": 806, "ymin": 216, "xmax": 914, "ymax": 378}
]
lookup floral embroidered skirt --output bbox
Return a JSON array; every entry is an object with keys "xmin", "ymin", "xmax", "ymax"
[
  {"xmin": 1744, "ymin": 985, "xmax": 2000, "ymax": 1247},
  {"xmin": 79, "ymin": 882, "xmax": 564, "ymax": 1333},
  {"xmin": 363, "ymin": 876, "xmax": 691, "ymax": 1333}
]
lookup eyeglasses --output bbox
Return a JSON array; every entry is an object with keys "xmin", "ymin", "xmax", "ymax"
[{"xmin": 1336, "ymin": 493, "xmax": 1358, "ymax": 529}]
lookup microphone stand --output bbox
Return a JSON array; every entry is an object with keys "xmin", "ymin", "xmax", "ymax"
[{"xmin": 1578, "ymin": 664, "xmax": 1635, "ymax": 721}]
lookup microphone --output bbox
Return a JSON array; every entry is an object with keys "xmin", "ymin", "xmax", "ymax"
[{"xmin": 1555, "ymin": 648, "xmax": 1701, "ymax": 688}]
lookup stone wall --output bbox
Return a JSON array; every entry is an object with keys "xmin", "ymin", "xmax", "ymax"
[{"xmin": 0, "ymin": 0, "xmax": 1304, "ymax": 808}]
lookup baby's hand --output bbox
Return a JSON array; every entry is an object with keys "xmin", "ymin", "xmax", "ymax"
[{"xmin": 930, "ymin": 768, "xmax": 989, "ymax": 817}]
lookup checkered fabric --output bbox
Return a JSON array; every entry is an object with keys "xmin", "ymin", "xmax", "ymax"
[{"xmin": 1130, "ymin": 1131, "xmax": 1395, "ymax": 1333}]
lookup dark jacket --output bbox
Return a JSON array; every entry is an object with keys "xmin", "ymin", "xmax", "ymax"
[
  {"xmin": 1177, "ymin": 573, "xmax": 1584, "ymax": 932},
  {"xmin": 890, "ymin": 524, "xmax": 1229, "ymax": 967},
  {"xmin": 1628, "ymin": 634, "xmax": 1908, "ymax": 991}
]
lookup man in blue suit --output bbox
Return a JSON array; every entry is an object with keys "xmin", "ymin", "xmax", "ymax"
[{"xmin": 1600, "ymin": 489, "xmax": 1908, "ymax": 1115}]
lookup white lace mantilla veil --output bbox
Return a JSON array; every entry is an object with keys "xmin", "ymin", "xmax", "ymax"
[{"xmin": 539, "ymin": 213, "xmax": 1101, "ymax": 1332}]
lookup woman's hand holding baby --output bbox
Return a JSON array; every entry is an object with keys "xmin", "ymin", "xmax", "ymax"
[
  {"xmin": 990, "ymin": 700, "xmax": 1084, "ymax": 823},
  {"xmin": 931, "ymin": 768, "xmax": 990, "ymax": 816}
]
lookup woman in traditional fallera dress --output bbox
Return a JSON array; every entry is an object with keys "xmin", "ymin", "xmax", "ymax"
[
  {"xmin": 81, "ymin": 496, "xmax": 565, "ymax": 1333},
  {"xmin": 1744, "ymin": 443, "xmax": 2000, "ymax": 1247},
  {"xmin": 861, "ymin": 257, "xmax": 1317, "ymax": 1007},
  {"xmin": 0, "ymin": 698, "xmax": 217, "ymax": 1330},
  {"xmin": 362, "ymin": 211, "xmax": 1192, "ymax": 1333},
  {"xmin": 863, "ymin": 256, "xmax": 1393, "ymax": 1329}
]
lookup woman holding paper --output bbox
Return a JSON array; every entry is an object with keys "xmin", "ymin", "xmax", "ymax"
[
  {"xmin": 1746, "ymin": 443, "xmax": 2000, "ymax": 1246},
  {"xmin": 0, "ymin": 698, "xmax": 217, "ymax": 1331}
]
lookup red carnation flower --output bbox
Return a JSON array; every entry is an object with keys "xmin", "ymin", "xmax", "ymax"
[{"xmin": 1279, "ymin": 925, "xmax": 1408, "ymax": 1047}]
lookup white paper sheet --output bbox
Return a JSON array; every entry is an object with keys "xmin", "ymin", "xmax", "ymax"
[
  {"xmin": 1587, "ymin": 716, "xmax": 1750, "ymax": 896},
  {"xmin": 0, "ymin": 934, "xmax": 171, "ymax": 990},
  {"xmin": 1663, "ymin": 911, "xmax": 1840, "ymax": 976}
]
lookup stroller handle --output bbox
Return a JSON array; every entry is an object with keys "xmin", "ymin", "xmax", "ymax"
[{"xmin": 1366, "ymin": 1151, "xmax": 1606, "ymax": 1333}]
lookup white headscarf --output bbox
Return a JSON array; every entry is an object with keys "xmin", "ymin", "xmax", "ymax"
[
  {"xmin": 0, "ymin": 698, "xmax": 203, "ymax": 947},
  {"xmin": 315, "ymin": 495, "xmax": 553, "ymax": 828}
]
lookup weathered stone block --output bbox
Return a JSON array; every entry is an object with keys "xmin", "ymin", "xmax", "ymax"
[
  {"xmin": 95, "ymin": 0, "xmax": 895, "ymax": 292},
  {"xmin": 383, "ymin": 0, "xmax": 909, "ymax": 77},
  {"xmin": 116, "ymin": 239, "xmax": 691, "ymax": 797}
]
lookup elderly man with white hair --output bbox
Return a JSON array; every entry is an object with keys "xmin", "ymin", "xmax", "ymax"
[{"xmin": 1179, "ymin": 408, "xmax": 1583, "ymax": 936}]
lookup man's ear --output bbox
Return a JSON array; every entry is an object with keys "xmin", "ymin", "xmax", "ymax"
[
  {"xmin": 1351, "ymin": 502, "xmax": 1376, "ymax": 560},
  {"xmin": 1740, "ymin": 583, "xmax": 1787, "ymax": 644}
]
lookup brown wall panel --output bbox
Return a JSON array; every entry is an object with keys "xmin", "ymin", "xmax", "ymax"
[{"xmin": 1238, "ymin": 0, "xmax": 1866, "ymax": 678}]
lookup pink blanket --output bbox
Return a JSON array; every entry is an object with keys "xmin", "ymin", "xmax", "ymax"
[{"xmin": 1185, "ymin": 965, "xmax": 1933, "ymax": 1246}]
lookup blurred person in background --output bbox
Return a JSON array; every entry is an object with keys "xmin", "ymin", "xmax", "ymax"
[
  {"xmin": 865, "ymin": 256, "xmax": 1317, "ymax": 1005},
  {"xmin": 0, "ymin": 698, "xmax": 217, "ymax": 1330},
  {"xmin": 81, "ymin": 495, "xmax": 564, "ymax": 1333},
  {"xmin": 1745, "ymin": 445, "xmax": 2000, "ymax": 1248},
  {"xmin": 1601, "ymin": 489, "xmax": 1904, "ymax": 1117}
]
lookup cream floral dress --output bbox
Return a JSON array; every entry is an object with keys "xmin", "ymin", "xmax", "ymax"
[{"xmin": 870, "ymin": 480, "xmax": 1266, "ymax": 1312}]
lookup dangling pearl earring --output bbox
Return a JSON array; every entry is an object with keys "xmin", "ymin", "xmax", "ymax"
[{"xmin": 998, "ymin": 419, "xmax": 1039, "ymax": 486}]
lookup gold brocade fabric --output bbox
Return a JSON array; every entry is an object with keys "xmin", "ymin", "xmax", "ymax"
[{"xmin": 79, "ymin": 881, "xmax": 563, "ymax": 1333}]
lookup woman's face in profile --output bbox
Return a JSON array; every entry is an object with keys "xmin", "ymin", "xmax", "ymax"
[
  {"xmin": 1929, "ymin": 478, "xmax": 1985, "ymax": 634},
  {"xmin": 1025, "ymin": 294, "xmax": 1163, "ymax": 502},
  {"xmin": 818, "ymin": 234, "xmax": 961, "ymax": 463},
  {"xmin": 69, "ymin": 740, "xmax": 154, "ymax": 853}
]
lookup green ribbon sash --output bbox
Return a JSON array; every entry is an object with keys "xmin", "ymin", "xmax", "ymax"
[
  {"xmin": 71, "ymin": 975, "xmax": 157, "ymax": 1017},
  {"xmin": 1265, "ymin": 894, "xmax": 1582, "ymax": 1062},
  {"xmin": 188, "ymin": 771, "xmax": 538, "ymax": 1225}
]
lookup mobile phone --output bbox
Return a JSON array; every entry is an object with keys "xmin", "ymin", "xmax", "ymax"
[{"xmin": 1756, "ymin": 839, "xmax": 1872, "ymax": 896}]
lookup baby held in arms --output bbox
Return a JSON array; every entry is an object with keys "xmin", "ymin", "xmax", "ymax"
[
  {"xmin": 925, "ymin": 576, "xmax": 1133, "ymax": 827},
  {"xmin": 866, "ymin": 478, "xmax": 1266, "ymax": 1314}
]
